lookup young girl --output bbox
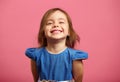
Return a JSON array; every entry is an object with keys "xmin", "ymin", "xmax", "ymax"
[{"xmin": 25, "ymin": 8, "xmax": 88, "ymax": 82}]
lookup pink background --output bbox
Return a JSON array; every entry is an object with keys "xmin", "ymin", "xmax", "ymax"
[{"xmin": 0, "ymin": 0, "xmax": 120, "ymax": 82}]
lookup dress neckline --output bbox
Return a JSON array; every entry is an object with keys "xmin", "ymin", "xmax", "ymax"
[{"xmin": 44, "ymin": 47, "xmax": 68, "ymax": 55}]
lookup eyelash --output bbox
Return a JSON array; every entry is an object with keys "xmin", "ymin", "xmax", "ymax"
[
  {"xmin": 59, "ymin": 21, "xmax": 64, "ymax": 24},
  {"xmin": 46, "ymin": 22, "xmax": 53, "ymax": 25},
  {"xmin": 46, "ymin": 21, "xmax": 65, "ymax": 25}
]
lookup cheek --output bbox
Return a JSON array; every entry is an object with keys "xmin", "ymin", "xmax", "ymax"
[
  {"xmin": 44, "ymin": 27, "xmax": 50, "ymax": 35},
  {"xmin": 44, "ymin": 26, "xmax": 49, "ymax": 32},
  {"xmin": 63, "ymin": 28, "xmax": 69, "ymax": 36},
  {"xmin": 67, "ymin": 30, "xmax": 70, "ymax": 35},
  {"xmin": 65, "ymin": 26, "xmax": 69, "ymax": 35}
]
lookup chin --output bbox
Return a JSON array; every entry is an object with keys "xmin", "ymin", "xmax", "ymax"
[{"xmin": 50, "ymin": 36, "xmax": 66, "ymax": 40}]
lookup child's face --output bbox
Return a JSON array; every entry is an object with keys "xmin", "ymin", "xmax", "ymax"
[{"xmin": 44, "ymin": 10, "xmax": 69, "ymax": 41}]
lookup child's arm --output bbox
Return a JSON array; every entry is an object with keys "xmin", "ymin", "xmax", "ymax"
[
  {"xmin": 72, "ymin": 60, "xmax": 83, "ymax": 82},
  {"xmin": 31, "ymin": 60, "xmax": 39, "ymax": 82}
]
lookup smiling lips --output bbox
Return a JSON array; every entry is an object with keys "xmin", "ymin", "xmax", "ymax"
[{"xmin": 50, "ymin": 29, "xmax": 63, "ymax": 34}]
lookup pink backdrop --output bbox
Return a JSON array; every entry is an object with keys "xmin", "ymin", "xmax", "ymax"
[{"xmin": 0, "ymin": 0, "xmax": 120, "ymax": 82}]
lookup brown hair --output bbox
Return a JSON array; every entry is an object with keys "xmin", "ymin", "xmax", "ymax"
[{"xmin": 38, "ymin": 8, "xmax": 80, "ymax": 48}]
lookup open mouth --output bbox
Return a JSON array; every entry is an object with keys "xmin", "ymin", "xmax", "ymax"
[{"xmin": 50, "ymin": 29, "xmax": 63, "ymax": 33}]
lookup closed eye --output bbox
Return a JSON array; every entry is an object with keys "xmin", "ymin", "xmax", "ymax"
[
  {"xmin": 59, "ymin": 21, "xmax": 65, "ymax": 24},
  {"xmin": 46, "ymin": 21, "xmax": 53, "ymax": 25}
]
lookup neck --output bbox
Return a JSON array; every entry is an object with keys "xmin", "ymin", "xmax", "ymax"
[{"xmin": 46, "ymin": 39, "xmax": 67, "ymax": 54}]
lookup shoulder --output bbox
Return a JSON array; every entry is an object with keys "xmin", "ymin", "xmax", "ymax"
[
  {"xmin": 25, "ymin": 47, "xmax": 44, "ymax": 55},
  {"xmin": 26, "ymin": 47, "xmax": 44, "ymax": 52},
  {"xmin": 25, "ymin": 47, "xmax": 45, "ymax": 60},
  {"xmin": 67, "ymin": 48, "xmax": 88, "ymax": 60}
]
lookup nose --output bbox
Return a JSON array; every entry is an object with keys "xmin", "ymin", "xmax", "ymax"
[
  {"xmin": 53, "ymin": 22, "xmax": 59, "ymax": 28},
  {"xmin": 53, "ymin": 25, "xmax": 59, "ymax": 28}
]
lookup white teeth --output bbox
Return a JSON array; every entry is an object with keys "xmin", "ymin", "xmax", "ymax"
[
  {"xmin": 51, "ymin": 29, "xmax": 62, "ymax": 33},
  {"xmin": 51, "ymin": 30, "xmax": 62, "ymax": 33}
]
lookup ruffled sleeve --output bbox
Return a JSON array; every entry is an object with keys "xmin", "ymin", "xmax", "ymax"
[
  {"xmin": 72, "ymin": 50, "xmax": 88, "ymax": 60},
  {"xmin": 25, "ymin": 48, "xmax": 37, "ymax": 61}
]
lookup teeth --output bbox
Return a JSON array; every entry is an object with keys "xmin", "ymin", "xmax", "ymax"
[{"xmin": 51, "ymin": 30, "xmax": 62, "ymax": 33}]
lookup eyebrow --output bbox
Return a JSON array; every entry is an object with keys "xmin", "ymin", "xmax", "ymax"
[
  {"xmin": 58, "ymin": 18, "xmax": 65, "ymax": 20},
  {"xmin": 46, "ymin": 19, "xmax": 53, "ymax": 21},
  {"xmin": 47, "ymin": 18, "xmax": 66, "ymax": 21},
  {"xmin": 58, "ymin": 18, "xmax": 66, "ymax": 21}
]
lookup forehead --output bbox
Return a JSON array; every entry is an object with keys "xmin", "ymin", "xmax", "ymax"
[{"xmin": 47, "ymin": 10, "xmax": 67, "ymax": 20}]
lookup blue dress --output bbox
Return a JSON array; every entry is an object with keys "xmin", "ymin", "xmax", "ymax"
[{"xmin": 25, "ymin": 47, "xmax": 88, "ymax": 81}]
